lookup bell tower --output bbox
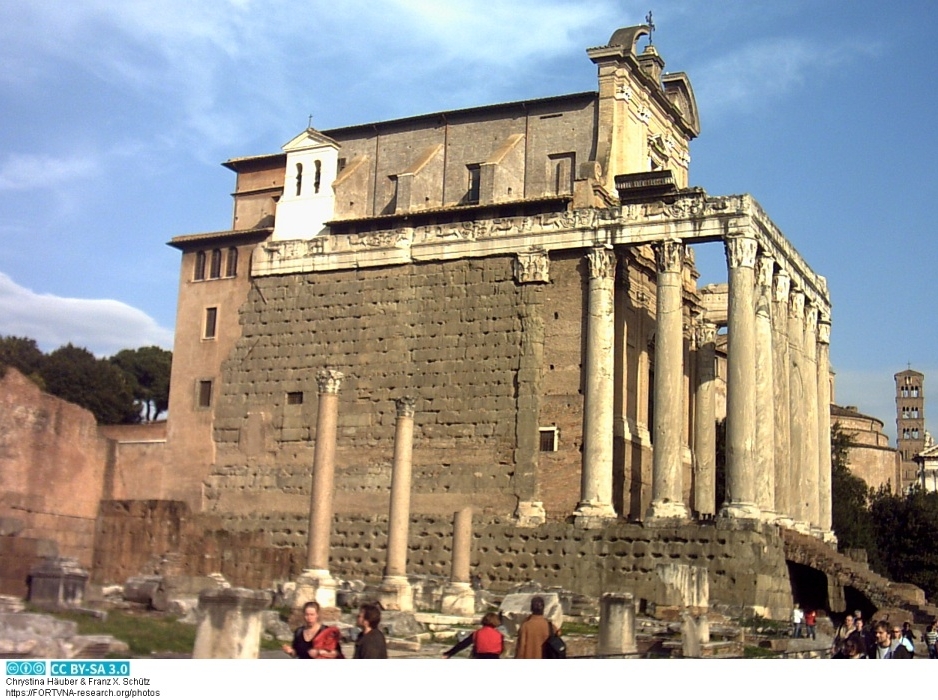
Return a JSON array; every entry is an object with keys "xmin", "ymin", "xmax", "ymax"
[{"xmin": 895, "ymin": 368, "xmax": 925, "ymax": 490}]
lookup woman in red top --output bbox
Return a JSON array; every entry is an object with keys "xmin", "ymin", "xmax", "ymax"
[
  {"xmin": 804, "ymin": 609, "xmax": 818, "ymax": 640},
  {"xmin": 442, "ymin": 612, "xmax": 504, "ymax": 659},
  {"xmin": 282, "ymin": 601, "xmax": 343, "ymax": 659}
]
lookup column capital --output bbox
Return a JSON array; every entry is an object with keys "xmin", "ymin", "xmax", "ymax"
[
  {"xmin": 724, "ymin": 235, "xmax": 758, "ymax": 269},
  {"xmin": 514, "ymin": 250, "xmax": 550, "ymax": 284},
  {"xmin": 789, "ymin": 289, "xmax": 805, "ymax": 319},
  {"xmin": 773, "ymin": 269, "xmax": 791, "ymax": 303},
  {"xmin": 316, "ymin": 368, "xmax": 344, "ymax": 395},
  {"xmin": 395, "ymin": 396, "xmax": 417, "ymax": 417},
  {"xmin": 755, "ymin": 254, "xmax": 775, "ymax": 288},
  {"xmin": 587, "ymin": 246, "xmax": 615, "ymax": 280},
  {"xmin": 818, "ymin": 319, "xmax": 831, "ymax": 345},
  {"xmin": 693, "ymin": 319, "xmax": 717, "ymax": 348},
  {"xmin": 654, "ymin": 238, "xmax": 684, "ymax": 274},
  {"xmin": 804, "ymin": 304, "xmax": 819, "ymax": 332}
]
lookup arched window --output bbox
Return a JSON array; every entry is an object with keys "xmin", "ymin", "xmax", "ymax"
[
  {"xmin": 226, "ymin": 247, "xmax": 238, "ymax": 277},
  {"xmin": 209, "ymin": 249, "xmax": 222, "ymax": 278},
  {"xmin": 314, "ymin": 160, "xmax": 322, "ymax": 194},
  {"xmin": 295, "ymin": 163, "xmax": 303, "ymax": 196},
  {"xmin": 194, "ymin": 251, "xmax": 206, "ymax": 281}
]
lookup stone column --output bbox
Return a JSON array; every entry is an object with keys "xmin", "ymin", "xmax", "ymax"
[
  {"xmin": 754, "ymin": 254, "xmax": 777, "ymax": 521},
  {"xmin": 788, "ymin": 290, "xmax": 808, "ymax": 531},
  {"xmin": 575, "ymin": 246, "xmax": 617, "ymax": 525},
  {"xmin": 298, "ymin": 368, "xmax": 343, "ymax": 608},
  {"xmin": 817, "ymin": 315, "xmax": 835, "ymax": 542},
  {"xmin": 772, "ymin": 270, "xmax": 793, "ymax": 526},
  {"xmin": 192, "ymin": 588, "xmax": 271, "ymax": 659},
  {"xmin": 597, "ymin": 592, "xmax": 637, "ymax": 656},
  {"xmin": 379, "ymin": 396, "xmax": 417, "ymax": 612},
  {"xmin": 646, "ymin": 239, "xmax": 690, "ymax": 523},
  {"xmin": 720, "ymin": 235, "xmax": 761, "ymax": 521},
  {"xmin": 693, "ymin": 320, "xmax": 717, "ymax": 518},
  {"xmin": 803, "ymin": 304, "xmax": 820, "ymax": 532},
  {"xmin": 441, "ymin": 507, "xmax": 476, "ymax": 616}
]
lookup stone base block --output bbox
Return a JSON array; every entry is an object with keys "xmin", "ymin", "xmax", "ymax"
[
  {"xmin": 377, "ymin": 576, "xmax": 414, "ymax": 612},
  {"xmin": 644, "ymin": 499, "xmax": 690, "ymax": 525},
  {"xmin": 294, "ymin": 569, "xmax": 336, "ymax": 609},
  {"xmin": 514, "ymin": 501, "xmax": 546, "ymax": 528},
  {"xmin": 440, "ymin": 583, "xmax": 475, "ymax": 617},
  {"xmin": 717, "ymin": 501, "xmax": 761, "ymax": 523},
  {"xmin": 573, "ymin": 500, "xmax": 616, "ymax": 528}
]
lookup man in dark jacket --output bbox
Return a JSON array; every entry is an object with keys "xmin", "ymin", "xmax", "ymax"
[{"xmin": 354, "ymin": 603, "xmax": 388, "ymax": 659}]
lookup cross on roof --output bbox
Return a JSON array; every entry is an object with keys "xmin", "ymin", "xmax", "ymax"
[{"xmin": 645, "ymin": 10, "xmax": 655, "ymax": 44}]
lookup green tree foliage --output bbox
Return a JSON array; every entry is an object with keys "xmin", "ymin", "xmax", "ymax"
[
  {"xmin": 830, "ymin": 422, "xmax": 881, "ymax": 567},
  {"xmin": 0, "ymin": 335, "xmax": 46, "ymax": 387},
  {"xmin": 110, "ymin": 346, "xmax": 172, "ymax": 422},
  {"xmin": 41, "ymin": 344, "xmax": 139, "ymax": 424},
  {"xmin": 869, "ymin": 487, "xmax": 938, "ymax": 601}
]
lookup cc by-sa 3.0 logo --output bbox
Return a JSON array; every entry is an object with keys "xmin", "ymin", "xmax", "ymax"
[{"xmin": 6, "ymin": 661, "xmax": 47, "ymax": 675}]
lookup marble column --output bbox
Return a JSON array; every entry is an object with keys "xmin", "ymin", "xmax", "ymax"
[
  {"xmin": 720, "ymin": 235, "xmax": 760, "ymax": 520},
  {"xmin": 575, "ymin": 246, "xmax": 617, "ymax": 524},
  {"xmin": 693, "ymin": 320, "xmax": 717, "ymax": 518},
  {"xmin": 441, "ymin": 507, "xmax": 475, "ymax": 616},
  {"xmin": 803, "ymin": 304, "xmax": 820, "ymax": 532},
  {"xmin": 788, "ymin": 290, "xmax": 809, "ymax": 531},
  {"xmin": 380, "ymin": 396, "xmax": 417, "ymax": 611},
  {"xmin": 754, "ymin": 254, "xmax": 777, "ymax": 521},
  {"xmin": 772, "ymin": 271, "xmax": 793, "ymax": 526},
  {"xmin": 817, "ymin": 315, "xmax": 835, "ymax": 541},
  {"xmin": 646, "ymin": 239, "xmax": 690, "ymax": 522},
  {"xmin": 192, "ymin": 588, "xmax": 271, "ymax": 659},
  {"xmin": 299, "ymin": 368, "xmax": 343, "ymax": 608}
]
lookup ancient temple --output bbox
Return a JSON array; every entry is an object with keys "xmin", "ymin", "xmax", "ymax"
[{"xmin": 152, "ymin": 25, "xmax": 837, "ymax": 613}]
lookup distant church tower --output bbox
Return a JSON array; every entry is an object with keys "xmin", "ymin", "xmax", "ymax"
[{"xmin": 895, "ymin": 368, "xmax": 925, "ymax": 491}]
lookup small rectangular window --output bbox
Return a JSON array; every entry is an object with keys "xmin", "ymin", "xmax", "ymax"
[
  {"xmin": 198, "ymin": 380, "xmax": 213, "ymax": 408},
  {"xmin": 209, "ymin": 249, "xmax": 222, "ymax": 278},
  {"xmin": 286, "ymin": 391, "xmax": 304, "ymax": 405},
  {"xmin": 466, "ymin": 164, "xmax": 481, "ymax": 204},
  {"xmin": 194, "ymin": 251, "xmax": 206, "ymax": 281},
  {"xmin": 225, "ymin": 247, "xmax": 238, "ymax": 277},
  {"xmin": 539, "ymin": 427, "xmax": 558, "ymax": 452},
  {"xmin": 204, "ymin": 307, "xmax": 218, "ymax": 339}
]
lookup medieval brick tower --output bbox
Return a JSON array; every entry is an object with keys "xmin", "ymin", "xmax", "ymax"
[{"xmin": 895, "ymin": 369, "xmax": 925, "ymax": 490}]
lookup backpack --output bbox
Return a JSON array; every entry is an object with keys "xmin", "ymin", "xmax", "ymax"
[{"xmin": 543, "ymin": 621, "xmax": 567, "ymax": 659}]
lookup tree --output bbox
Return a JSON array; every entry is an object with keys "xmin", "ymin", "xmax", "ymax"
[
  {"xmin": 0, "ymin": 335, "xmax": 45, "ymax": 387},
  {"xmin": 870, "ymin": 487, "xmax": 938, "ymax": 601},
  {"xmin": 41, "ymin": 344, "xmax": 139, "ymax": 424},
  {"xmin": 830, "ymin": 422, "xmax": 881, "ymax": 567},
  {"xmin": 110, "ymin": 346, "xmax": 172, "ymax": 421}
]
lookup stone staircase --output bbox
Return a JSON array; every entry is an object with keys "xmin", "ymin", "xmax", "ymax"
[{"xmin": 781, "ymin": 528, "xmax": 938, "ymax": 623}]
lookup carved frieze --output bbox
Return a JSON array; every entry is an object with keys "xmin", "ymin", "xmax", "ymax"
[
  {"xmin": 316, "ymin": 368, "xmax": 344, "ymax": 395},
  {"xmin": 514, "ymin": 250, "xmax": 550, "ymax": 284},
  {"xmin": 587, "ymin": 246, "xmax": 615, "ymax": 280},
  {"xmin": 353, "ymin": 228, "xmax": 412, "ymax": 248},
  {"xmin": 724, "ymin": 235, "xmax": 758, "ymax": 269},
  {"xmin": 655, "ymin": 239, "xmax": 684, "ymax": 274},
  {"xmin": 615, "ymin": 84, "xmax": 633, "ymax": 102}
]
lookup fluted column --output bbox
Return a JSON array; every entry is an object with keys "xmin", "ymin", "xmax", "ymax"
[
  {"xmin": 307, "ymin": 368, "xmax": 343, "ymax": 570},
  {"xmin": 803, "ymin": 304, "xmax": 820, "ymax": 532},
  {"xmin": 646, "ymin": 239, "xmax": 689, "ymax": 522},
  {"xmin": 772, "ymin": 271, "xmax": 793, "ymax": 526},
  {"xmin": 788, "ymin": 290, "xmax": 809, "ymax": 530},
  {"xmin": 817, "ymin": 315, "xmax": 835, "ymax": 541},
  {"xmin": 575, "ymin": 246, "xmax": 617, "ymax": 524},
  {"xmin": 693, "ymin": 319, "xmax": 717, "ymax": 518},
  {"xmin": 720, "ymin": 235, "xmax": 761, "ymax": 520},
  {"xmin": 754, "ymin": 254, "xmax": 777, "ymax": 521}
]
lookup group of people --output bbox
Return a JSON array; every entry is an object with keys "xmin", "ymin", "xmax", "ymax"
[
  {"xmin": 282, "ymin": 601, "xmax": 389, "ymax": 659},
  {"xmin": 830, "ymin": 611, "xmax": 926, "ymax": 659},
  {"xmin": 443, "ymin": 595, "xmax": 563, "ymax": 659}
]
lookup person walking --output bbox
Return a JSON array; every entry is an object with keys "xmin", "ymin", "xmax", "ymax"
[
  {"xmin": 353, "ymin": 603, "xmax": 388, "ymax": 659},
  {"xmin": 443, "ymin": 612, "xmax": 505, "ymax": 659},
  {"xmin": 791, "ymin": 603, "xmax": 804, "ymax": 639},
  {"xmin": 515, "ymin": 596, "xmax": 552, "ymax": 659}
]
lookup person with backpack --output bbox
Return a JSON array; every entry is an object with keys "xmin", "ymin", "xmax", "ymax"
[
  {"xmin": 443, "ymin": 612, "xmax": 505, "ymax": 659},
  {"xmin": 515, "ymin": 596, "xmax": 554, "ymax": 659},
  {"xmin": 282, "ymin": 601, "xmax": 343, "ymax": 659}
]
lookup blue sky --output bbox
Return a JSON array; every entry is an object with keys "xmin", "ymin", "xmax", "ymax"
[{"xmin": 0, "ymin": 0, "xmax": 935, "ymax": 441}]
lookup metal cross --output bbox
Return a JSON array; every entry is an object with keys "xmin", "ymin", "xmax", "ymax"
[
  {"xmin": 646, "ymin": 10, "xmax": 655, "ymax": 44},
  {"xmin": 307, "ymin": 114, "xmax": 314, "ymax": 129}
]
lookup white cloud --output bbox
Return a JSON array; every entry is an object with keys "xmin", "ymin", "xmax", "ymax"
[
  {"xmin": 0, "ymin": 153, "xmax": 100, "ymax": 192},
  {"xmin": 0, "ymin": 273, "xmax": 174, "ymax": 357}
]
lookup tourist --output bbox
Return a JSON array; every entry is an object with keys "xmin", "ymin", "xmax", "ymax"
[
  {"xmin": 804, "ymin": 608, "xmax": 817, "ymax": 640},
  {"xmin": 924, "ymin": 621, "xmax": 938, "ymax": 659},
  {"xmin": 791, "ymin": 603, "xmax": 804, "ymax": 639},
  {"xmin": 354, "ymin": 603, "xmax": 388, "ymax": 659},
  {"xmin": 282, "ymin": 601, "xmax": 343, "ymax": 659},
  {"xmin": 515, "ymin": 596, "xmax": 552, "ymax": 659},
  {"xmin": 832, "ymin": 637, "xmax": 865, "ymax": 659},
  {"xmin": 849, "ymin": 617, "xmax": 873, "ymax": 653},
  {"xmin": 442, "ymin": 612, "xmax": 505, "ymax": 659},
  {"xmin": 901, "ymin": 621, "xmax": 916, "ymax": 647},
  {"xmin": 870, "ymin": 621, "xmax": 911, "ymax": 659},
  {"xmin": 893, "ymin": 624, "xmax": 914, "ymax": 656},
  {"xmin": 831, "ymin": 614, "xmax": 854, "ymax": 655}
]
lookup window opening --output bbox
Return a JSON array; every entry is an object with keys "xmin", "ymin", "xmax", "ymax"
[
  {"xmin": 287, "ymin": 391, "xmax": 304, "ymax": 405},
  {"xmin": 198, "ymin": 380, "xmax": 213, "ymax": 408},
  {"xmin": 194, "ymin": 251, "xmax": 206, "ymax": 281},
  {"xmin": 467, "ymin": 164, "xmax": 481, "ymax": 204},
  {"xmin": 204, "ymin": 307, "xmax": 218, "ymax": 339},
  {"xmin": 314, "ymin": 160, "xmax": 322, "ymax": 194},
  {"xmin": 295, "ymin": 163, "xmax": 303, "ymax": 196},
  {"xmin": 209, "ymin": 249, "xmax": 222, "ymax": 279},
  {"xmin": 226, "ymin": 247, "xmax": 238, "ymax": 277},
  {"xmin": 539, "ymin": 427, "xmax": 559, "ymax": 452}
]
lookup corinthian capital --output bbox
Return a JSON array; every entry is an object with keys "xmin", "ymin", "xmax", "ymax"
[
  {"xmin": 773, "ymin": 269, "xmax": 791, "ymax": 304},
  {"xmin": 724, "ymin": 235, "xmax": 758, "ymax": 269},
  {"xmin": 587, "ymin": 246, "xmax": 615, "ymax": 280},
  {"xmin": 755, "ymin": 254, "xmax": 775, "ymax": 288},
  {"xmin": 395, "ymin": 396, "xmax": 417, "ymax": 418},
  {"xmin": 694, "ymin": 320, "xmax": 717, "ymax": 348},
  {"xmin": 789, "ymin": 290, "xmax": 805, "ymax": 320},
  {"xmin": 654, "ymin": 239, "xmax": 684, "ymax": 274},
  {"xmin": 316, "ymin": 368, "xmax": 344, "ymax": 395}
]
